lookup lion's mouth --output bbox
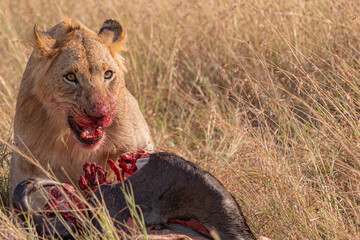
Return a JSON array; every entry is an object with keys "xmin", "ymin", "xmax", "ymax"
[{"xmin": 68, "ymin": 115, "xmax": 104, "ymax": 145}]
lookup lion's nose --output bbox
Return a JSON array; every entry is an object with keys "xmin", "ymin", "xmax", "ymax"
[{"xmin": 84, "ymin": 103, "xmax": 110, "ymax": 122}]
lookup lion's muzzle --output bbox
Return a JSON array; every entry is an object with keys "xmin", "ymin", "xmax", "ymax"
[{"xmin": 68, "ymin": 102, "xmax": 116, "ymax": 146}]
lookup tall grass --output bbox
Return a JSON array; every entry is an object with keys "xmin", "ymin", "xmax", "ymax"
[{"xmin": 1, "ymin": 0, "xmax": 360, "ymax": 239}]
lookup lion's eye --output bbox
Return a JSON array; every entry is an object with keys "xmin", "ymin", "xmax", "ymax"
[
  {"xmin": 104, "ymin": 70, "xmax": 114, "ymax": 80},
  {"xmin": 64, "ymin": 73, "xmax": 77, "ymax": 83}
]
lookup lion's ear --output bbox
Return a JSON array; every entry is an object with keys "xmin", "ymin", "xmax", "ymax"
[
  {"xmin": 98, "ymin": 19, "xmax": 126, "ymax": 52},
  {"xmin": 32, "ymin": 24, "xmax": 56, "ymax": 58}
]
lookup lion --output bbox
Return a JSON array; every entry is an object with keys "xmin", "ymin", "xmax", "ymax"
[{"xmin": 9, "ymin": 18, "xmax": 154, "ymax": 208}]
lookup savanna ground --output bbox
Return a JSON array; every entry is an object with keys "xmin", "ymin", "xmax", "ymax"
[{"xmin": 0, "ymin": 0, "xmax": 360, "ymax": 239}]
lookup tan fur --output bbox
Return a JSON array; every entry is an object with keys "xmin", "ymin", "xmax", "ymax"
[{"xmin": 9, "ymin": 18, "xmax": 153, "ymax": 207}]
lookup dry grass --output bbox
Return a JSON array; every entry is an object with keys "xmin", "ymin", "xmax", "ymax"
[{"xmin": 1, "ymin": 0, "xmax": 360, "ymax": 239}]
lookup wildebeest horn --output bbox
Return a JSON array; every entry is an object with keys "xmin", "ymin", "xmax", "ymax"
[{"xmin": 12, "ymin": 178, "xmax": 76, "ymax": 239}]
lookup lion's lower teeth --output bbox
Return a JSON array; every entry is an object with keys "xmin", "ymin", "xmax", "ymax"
[
  {"xmin": 81, "ymin": 130, "xmax": 91, "ymax": 139},
  {"xmin": 81, "ymin": 127, "xmax": 103, "ymax": 139}
]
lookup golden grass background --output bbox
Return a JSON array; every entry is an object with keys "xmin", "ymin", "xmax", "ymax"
[{"xmin": 1, "ymin": 0, "xmax": 360, "ymax": 239}]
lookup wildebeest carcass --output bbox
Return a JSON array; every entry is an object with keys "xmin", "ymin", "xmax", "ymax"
[{"xmin": 13, "ymin": 152, "xmax": 258, "ymax": 240}]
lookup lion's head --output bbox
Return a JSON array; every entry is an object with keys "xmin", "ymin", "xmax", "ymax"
[{"xmin": 29, "ymin": 18, "xmax": 127, "ymax": 149}]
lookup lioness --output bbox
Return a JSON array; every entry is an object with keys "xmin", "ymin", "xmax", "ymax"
[{"xmin": 9, "ymin": 18, "xmax": 153, "ymax": 207}]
